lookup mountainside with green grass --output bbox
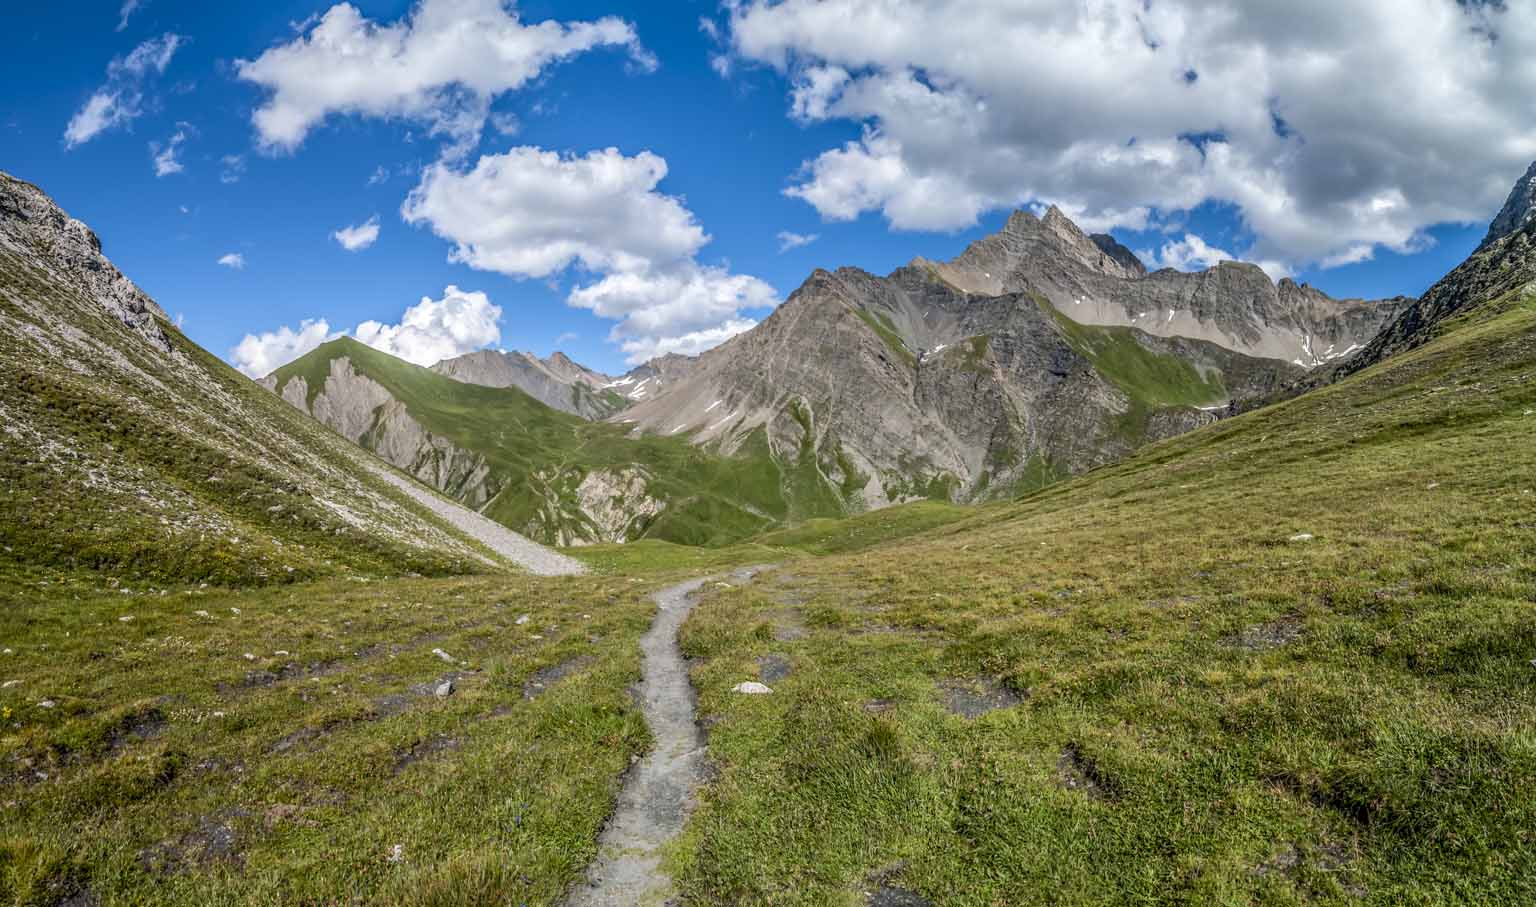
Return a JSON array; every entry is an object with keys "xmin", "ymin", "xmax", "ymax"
[
  {"xmin": 619, "ymin": 228, "xmax": 1314, "ymax": 510},
  {"xmin": 265, "ymin": 338, "xmax": 848, "ymax": 547},
  {"xmin": 665, "ymin": 214, "xmax": 1536, "ymax": 906},
  {"xmin": 0, "ymin": 171, "xmax": 512, "ymax": 587}
]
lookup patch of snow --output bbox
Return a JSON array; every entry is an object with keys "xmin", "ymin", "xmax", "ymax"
[
  {"xmin": 704, "ymin": 400, "xmax": 723, "ymax": 413},
  {"xmin": 708, "ymin": 410, "xmax": 739, "ymax": 431},
  {"xmin": 604, "ymin": 376, "xmax": 637, "ymax": 388},
  {"xmin": 732, "ymin": 681, "xmax": 773, "ymax": 695}
]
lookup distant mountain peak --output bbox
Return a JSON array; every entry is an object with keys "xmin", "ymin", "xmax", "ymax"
[{"xmin": 1481, "ymin": 159, "xmax": 1536, "ymax": 250}]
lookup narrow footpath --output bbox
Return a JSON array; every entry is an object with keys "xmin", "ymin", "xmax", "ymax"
[{"xmin": 568, "ymin": 567, "xmax": 768, "ymax": 906}]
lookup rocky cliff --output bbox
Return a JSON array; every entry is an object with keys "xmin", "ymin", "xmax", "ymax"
[{"xmin": 616, "ymin": 207, "xmax": 1399, "ymax": 510}]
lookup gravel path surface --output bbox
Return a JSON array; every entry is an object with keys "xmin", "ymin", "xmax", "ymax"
[
  {"xmin": 568, "ymin": 566, "xmax": 771, "ymax": 906},
  {"xmin": 368, "ymin": 464, "xmax": 587, "ymax": 577}
]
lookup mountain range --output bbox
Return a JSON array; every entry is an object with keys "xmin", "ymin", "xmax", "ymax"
[{"xmin": 262, "ymin": 201, "xmax": 1408, "ymax": 544}]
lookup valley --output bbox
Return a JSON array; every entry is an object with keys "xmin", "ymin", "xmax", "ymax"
[{"xmin": 3, "ymin": 146, "xmax": 1535, "ymax": 906}]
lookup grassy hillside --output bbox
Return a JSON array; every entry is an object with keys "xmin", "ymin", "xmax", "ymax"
[
  {"xmin": 0, "ymin": 241, "xmax": 495, "ymax": 587},
  {"xmin": 669, "ymin": 282, "xmax": 1536, "ymax": 904},
  {"xmin": 0, "ymin": 172, "xmax": 663, "ymax": 905},
  {"xmin": 272, "ymin": 339, "xmax": 847, "ymax": 547}
]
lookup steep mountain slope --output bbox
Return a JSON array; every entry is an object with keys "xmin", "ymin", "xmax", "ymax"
[
  {"xmin": 0, "ymin": 171, "xmax": 541, "ymax": 585},
  {"xmin": 673, "ymin": 211, "xmax": 1536, "ymax": 905},
  {"xmin": 1481, "ymin": 160, "xmax": 1536, "ymax": 250},
  {"xmin": 265, "ymin": 339, "xmax": 844, "ymax": 546},
  {"xmin": 605, "ymin": 352, "xmax": 697, "ymax": 404},
  {"xmin": 1265, "ymin": 159, "xmax": 1536, "ymax": 405},
  {"xmin": 432, "ymin": 349, "xmax": 628, "ymax": 419},
  {"xmin": 618, "ymin": 207, "xmax": 1393, "ymax": 510}
]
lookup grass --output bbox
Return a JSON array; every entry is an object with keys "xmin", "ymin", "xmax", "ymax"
[
  {"xmin": 1042, "ymin": 297, "xmax": 1228, "ymax": 409},
  {"xmin": 0, "ymin": 249, "xmax": 494, "ymax": 588},
  {"xmin": 668, "ymin": 285, "xmax": 1536, "ymax": 904},
  {"xmin": 854, "ymin": 308, "xmax": 918, "ymax": 368},
  {"xmin": 8, "ymin": 169, "xmax": 1536, "ymax": 905},
  {"xmin": 0, "ymin": 567, "xmax": 660, "ymax": 906},
  {"xmin": 272, "ymin": 339, "xmax": 850, "ymax": 547}
]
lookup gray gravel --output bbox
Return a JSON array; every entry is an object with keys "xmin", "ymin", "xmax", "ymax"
[
  {"xmin": 568, "ymin": 566, "xmax": 770, "ymax": 906},
  {"xmin": 368, "ymin": 464, "xmax": 587, "ymax": 576}
]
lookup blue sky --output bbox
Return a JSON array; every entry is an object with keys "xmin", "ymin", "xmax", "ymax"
[{"xmin": 4, "ymin": 0, "xmax": 1525, "ymax": 377}]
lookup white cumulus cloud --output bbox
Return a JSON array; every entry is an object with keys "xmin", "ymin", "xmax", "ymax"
[
  {"xmin": 332, "ymin": 216, "xmax": 381, "ymax": 251},
  {"xmin": 403, "ymin": 145, "xmax": 777, "ymax": 363},
  {"xmin": 615, "ymin": 318, "xmax": 761, "ymax": 363},
  {"xmin": 230, "ymin": 286, "xmax": 502, "ymax": 377},
  {"xmin": 218, "ymin": 253, "xmax": 246, "ymax": 269},
  {"xmin": 230, "ymin": 319, "xmax": 340, "ymax": 378},
  {"xmin": 1140, "ymin": 233, "xmax": 1292, "ymax": 281},
  {"xmin": 776, "ymin": 230, "xmax": 819, "ymax": 253},
  {"xmin": 236, "ymin": 0, "xmax": 655, "ymax": 156},
  {"xmin": 64, "ymin": 33, "xmax": 183, "ymax": 148},
  {"xmin": 723, "ymin": 0, "xmax": 1536, "ymax": 272},
  {"xmin": 403, "ymin": 146, "xmax": 706, "ymax": 277},
  {"xmin": 354, "ymin": 286, "xmax": 502, "ymax": 367}
]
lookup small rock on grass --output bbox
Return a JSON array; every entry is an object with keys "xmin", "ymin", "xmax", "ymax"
[
  {"xmin": 1289, "ymin": 533, "xmax": 1315, "ymax": 543},
  {"xmin": 732, "ymin": 681, "xmax": 773, "ymax": 695},
  {"xmin": 431, "ymin": 648, "xmax": 455, "ymax": 663},
  {"xmin": 435, "ymin": 681, "xmax": 454, "ymax": 698}
]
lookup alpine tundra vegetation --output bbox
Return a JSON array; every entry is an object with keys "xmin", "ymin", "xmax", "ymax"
[{"xmin": 4, "ymin": 1, "xmax": 1536, "ymax": 906}]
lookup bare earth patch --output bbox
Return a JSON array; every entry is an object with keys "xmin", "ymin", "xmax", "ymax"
[{"xmin": 938, "ymin": 677, "xmax": 1024, "ymax": 718}]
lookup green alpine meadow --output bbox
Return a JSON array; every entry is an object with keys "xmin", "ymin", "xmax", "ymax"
[{"xmin": 6, "ymin": 3, "xmax": 1536, "ymax": 904}]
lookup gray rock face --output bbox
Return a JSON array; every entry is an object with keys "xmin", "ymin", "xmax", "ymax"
[
  {"xmin": 618, "ymin": 259, "xmax": 1301, "ymax": 509},
  {"xmin": 269, "ymin": 356, "xmax": 506, "ymax": 512},
  {"xmin": 265, "ymin": 352, "xmax": 673, "ymax": 547},
  {"xmin": 1482, "ymin": 160, "xmax": 1536, "ymax": 250},
  {"xmin": 0, "ymin": 172, "xmax": 172, "ymax": 353},
  {"xmin": 604, "ymin": 353, "xmax": 697, "ymax": 404},
  {"xmin": 615, "ymin": 206, "xmax": 1392, "ymax": 510},
  {"xmin": 920, "ymin": 206, "xmax": 1409, "ymax": 366},
  {"xmin": 431, "ymin": 349, "xmax": 624, "ymax": 420}
]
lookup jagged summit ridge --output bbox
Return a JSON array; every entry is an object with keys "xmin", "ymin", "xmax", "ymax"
[{"xmin": 908, "ymin": 203, "xmax": 1406, "ymax": 366}]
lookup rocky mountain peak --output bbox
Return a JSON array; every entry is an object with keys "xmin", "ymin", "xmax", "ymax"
[
  {"xmin": 1481, "ymin": 159, "xmax": 1536, "ymax": 250},
  {"xmin": 0, "ymin": 170, "xmax": 172, "ymax": 352},
  {"xmin": 1040, "ymin": 204, "xmax": 1081, "ymax": 237}
]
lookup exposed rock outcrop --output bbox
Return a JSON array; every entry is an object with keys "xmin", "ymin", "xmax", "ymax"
[
  {"xmin": 1482, "ymin": 160, "xmax": 1536, "ymax": 251},
  {"xmin": 432, "ymin": 349, "xmax": 625, "ymax": 419}
]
